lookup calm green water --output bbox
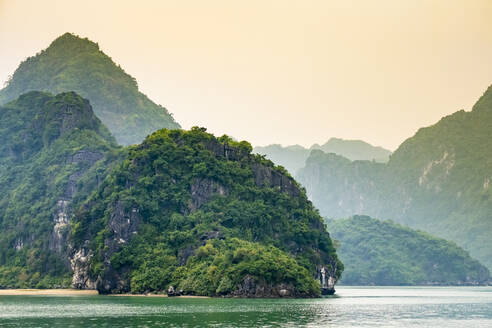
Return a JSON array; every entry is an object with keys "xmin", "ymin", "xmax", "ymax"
[{"xmin": 1, "ymin": 287, "xmax": 491, "ymax": 327}]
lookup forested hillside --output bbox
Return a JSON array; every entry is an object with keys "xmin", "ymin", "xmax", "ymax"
[
  {"xmin": 327, "ymin": 216, "xmax": 489, "ymax": 285},
  {"xmin": 0, "ymin": 91, "xmax": 119, "ymax": 288},
  {"xmin": 71, "ymin": 127, "xmax": 342, "ymax": 296},
  {"xmin": 297, "ymin": 85, "xmax": 492, "ymax": 269},
  {"xmin": 0, "ymin": 92, "xmax": 342, "ymax": 296},
  {"xmin": 0, "ymin": 33, "xmax": 180, "ymax": 145}
]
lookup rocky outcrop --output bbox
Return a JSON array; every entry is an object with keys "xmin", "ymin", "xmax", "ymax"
[
  {"xmin": 49, "ymin": 150, "xmax": 103, "ymax": 255},
  {"xmin": 93, "ymin": 201, "xmax": 142, "ymax": 294},
  {"xmin": 49, "ymin": 200, "xmax": 70, "ymax": 254},
  {"xmin": 203, "ymin": 139, "xmax": 301, "ymax": 198},
  {"xmin": 188, "ymin": 178, "xmax": 227, "ymax": 213},
  {"xmin": 107, "ymin": 201, "xmax": 141, "ymax": 248},
  {"xmin": 67, "ymin": 150, "xmax": 104, "ymax": 165},
  {"xmin": 69, "ymin": 187, "xmax": 142, "ymax": 293},
  {"xmin": 316, "ymin": 266, "xmax": 337, "ymax": 295},
  {"xmin": 251, "ymin": 162, "xmax": 300, "ymax": 197},
  {"xmin": 70, "ymin": 247, "xmax": 97, "ymax": 289},
  {"xmin": 203, "ymin": 140, "xmax": 250, "ymax": 162},
  {"xmin": 230, "ymin": 275, "xmax": 303, "ymax": 298}
]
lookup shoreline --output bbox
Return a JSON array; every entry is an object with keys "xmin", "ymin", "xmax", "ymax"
[
  {"xmin": 0, "ymin": 289, "xmax": 98, "ymax": 296},
  {"xmin": 110, "ymin": 294, "xmax": 210, "ymax": 298},
  {"xmin": 0, "ymin": 289, "xmax": 209, "ymax": 298},
  {"xmin": 2, "ymin": 286, "xmax": 489, "ymax": 297}
]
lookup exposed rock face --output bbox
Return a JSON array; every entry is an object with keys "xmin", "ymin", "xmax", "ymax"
[
  {"xmin": 188, "ymin": 178, "xmax": 227, "ymax": 212},
  {"xmin": 251, "ymin": 162, "xmax": 300, "ymax": 197},
  {"xmin": 203, "ymin": 140, "xmax": 250, "ymax": 161},
  {"xmin": 203, "ymin": 139, "xmax": 301, "ymax": 198},
  {"xmin": 94, "ymin": 201, "xmax": 142, "ymax": 294},
  {"xmin": 71, "ymin": 247, "xmax": 97, "ymax": 289},
  {"xmin": 49, "ymin": 200, "xmax": 70, "ymax": 254},
  {"xmin": 107, "ymin": 201, "xmax": 142, "ymax": 248},
  {"xmin": 68, "ymin": 150, "xmax": 104, "ymax": 165},
  {"xmin": 49, "ymin": 150, "xmax": 103, "ymax": 255},
  {"xmin": 316, "ymin": 266, "xmax": 337, "ymax": 295},
  {"xmin": 231, "ymin": 275, "xmax": 299, "ymax": 298},
  {"xmin": 14, "ymin": 238, "xmax": 24, "ymax": 251}
]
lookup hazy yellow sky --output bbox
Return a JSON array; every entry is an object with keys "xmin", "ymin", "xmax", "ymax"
[{"xmin": 1, "ymin": 0, "xmax": 491, "ymax": 150}]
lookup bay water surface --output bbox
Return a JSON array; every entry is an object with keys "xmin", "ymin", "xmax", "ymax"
[{"xmin": 1, "ymin": 286, "xmax": 491, "ymax": 327}]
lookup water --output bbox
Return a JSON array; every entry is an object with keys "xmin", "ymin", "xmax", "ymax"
[{"xmin": 1, "ymin": 287, "xmax": 491, "ymax": 327}]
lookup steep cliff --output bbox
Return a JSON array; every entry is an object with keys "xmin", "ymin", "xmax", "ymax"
[
  {"xmin": 70, "ymin": 128, "xmax": 343, "ymax": 296},
  {"xmin": 0, "ymin": 91, "xmax": 119, "ymax": 288},
  {"xmin": 297, "ymin": 85, "xmax": 492, "ymax": 269},
  {"xmin": 0, "ymin": 33, "xmax": 180, "ymax": 145}
]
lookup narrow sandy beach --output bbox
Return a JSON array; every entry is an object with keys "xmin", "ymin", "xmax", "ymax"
[{"xmin": 0, "ymin": 289, "xmax": 98, "ymax": 296}]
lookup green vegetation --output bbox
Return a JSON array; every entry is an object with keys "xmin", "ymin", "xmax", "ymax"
[
  {"xmin": 123, "ymin": 238, "xmax": 320, "ymax": 296},
  {"xmin": 327, "ymin": 216, "xmax": 489, "ymax": 285},
  {"xmin": 254, "ymin": 138, "xmax": 391, "ymax": 175},
  {"xmin": 297, "ymin": 85, "xmax": 492, "ymax": 270},
  {"xmin": 0, "ymin": 92, "xmax": 341, "ymax": 296},
  {"xmin": 0, "ymin": 91, "xmax": 119, "ymax": 288},
  {"xmin": 73, "ymin": 127, "xmax": 342, "ymax": 296},
  {"xmin": 0, "ymin": 33, "xmax": 180, "ymax": 145}
]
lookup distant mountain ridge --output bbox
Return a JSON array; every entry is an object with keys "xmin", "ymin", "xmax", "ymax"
[
  {"xmin": 297, "ymin": 85, "xmax": 492, "ymax": 269},
  {"xmin": 0, "ymin": 33, "xmax": 180, "ymax": 145},
  {"xmin": 312, "ymin": 138, "xmax": 392, "ymax": 162},
  {"xmin": 254, "ymin": 138, "xmax": 391, "ymax": 175}
]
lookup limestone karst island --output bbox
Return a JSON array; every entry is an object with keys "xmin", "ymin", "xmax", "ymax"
[{"xmin": 1, "ymin": 1, "xmax": 491, "ymax": 327}]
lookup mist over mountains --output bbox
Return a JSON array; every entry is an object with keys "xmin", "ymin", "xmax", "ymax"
[
  {"xmin": 0, "ymin": 32, "xmax": 490, "ymax": 293},
  {"xmin": 254, "ymin": 138, "xmax": 391, "ymax": 176},
  {"xmin": 297, "ymin": 85, "xmax": 492, "ymax": 270}
]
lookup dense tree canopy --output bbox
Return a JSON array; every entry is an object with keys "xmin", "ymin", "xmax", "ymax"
[
  {"xmin": 73, "ymin": 127, "xmax": 342, "ymax": 296},
  {"xmin": 327, "ymin": 216, "xmax": 489, "ymax": 285},
  {"xmin": 0, "ymin": 33, "xmax": 180, "ymax": 145}
]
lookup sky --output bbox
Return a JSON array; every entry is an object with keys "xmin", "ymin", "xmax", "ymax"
[{"xmin": 1, "ymin": 0, "xmax": 491, "ymax": 150}]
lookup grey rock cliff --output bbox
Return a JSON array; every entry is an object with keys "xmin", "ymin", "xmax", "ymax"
[
  {"xmin": 93, "ymin": 201, "xmax": 142, "ymax": 294},
  {"xmin": 230, "ymin": 275, "xmax": 297, "ymax": 298},
  {"xmin": 49, "ymin": 150, "xmax": 103, "ymax": 256}
]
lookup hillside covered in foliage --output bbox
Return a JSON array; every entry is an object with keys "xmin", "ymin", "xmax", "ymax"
[
  {"xmin": 327, "ymin": 216, "xmax": 489, "ymax": 285},
  {"xmin": 297, "ymin": 85, "xmax": 492, "ymax": 270},
  {"xmin": 71, "ymin": 127, "xmax": 342, "ymax": 296},
  {"xmin": 0, "ymin": 33, "xmax": 180, "ymax": 145},
  {"xmin": 0, "ymin": 91, "xmax": 342, "ymax": 297},
  {"xmin": 0, "ymin": 91, "xmax": 119, "ymax": 288}
]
